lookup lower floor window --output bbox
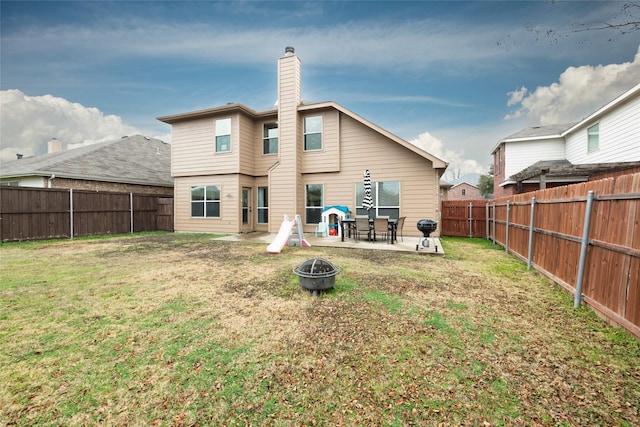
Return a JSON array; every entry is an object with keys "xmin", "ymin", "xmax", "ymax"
[
  {"xmin": 356, "ymin": 181, "xmax": 400, "ymax": 219},
  {"xmin": 258, "ymin": 187, "xmax": 268, "ymax": 224},
  {"xmin": 305, "ymin": 184, "xmax": 323, "ymax": 224},
  {"xmin": 191, "ymin": 185, "xmax": 220, "ymax": 218}
]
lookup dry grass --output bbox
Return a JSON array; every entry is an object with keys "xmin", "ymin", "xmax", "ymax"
[{"xmin": 1, "ymin": 233, "xmax": 638, "ymax": 426}]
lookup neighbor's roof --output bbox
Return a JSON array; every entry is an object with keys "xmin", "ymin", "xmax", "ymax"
[
  {"xmin": 491, "ymin": 123, "xmax": 575, "ymax": 154},
  {"xmin": 449, "ymin": 172, "xmax": 481, "ymax": 187},
  {"xmin": 492, "ymin": 83, "xmax": 640, "ymax": 155},
  {"xmin": 0, "ymin": 135, "xmax": 173, "ymax": 187},
  {"xmin": 158, "ymin": 101, "xmax": 449, "ymax": 169}
]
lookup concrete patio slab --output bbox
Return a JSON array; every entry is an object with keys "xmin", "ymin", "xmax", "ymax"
[{"xmin": 212, "ymin": 232, "xmax": 445, "ymax": 255}]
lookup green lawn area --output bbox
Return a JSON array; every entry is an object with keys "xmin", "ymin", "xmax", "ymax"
[{"xmin": 1, "ymin": 233, "xmax": 638, "ymax": 426}]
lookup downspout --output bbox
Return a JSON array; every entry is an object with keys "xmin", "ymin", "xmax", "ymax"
[{"xmin": 48, "ymin": 174, "xmax": 56, "ymax": 188}]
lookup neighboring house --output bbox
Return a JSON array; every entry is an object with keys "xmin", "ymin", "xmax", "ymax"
[
  {"xmin": 157, "ymin": 47, "xmax": 448, "ymax": 235},
  {"xmin": 446, "ymin": 173, "xmax": 483, "ymax": 200},
  {"xmin": 0, "ymin": 135, "xmax": 173, "ymax": 195},
  {"xmin": 448, "ymin": 182, "xmax": 482, "ymax": 200},
  {"xmin": 492, "ymin": 83, "xmax": 640, "ymax": 197}
]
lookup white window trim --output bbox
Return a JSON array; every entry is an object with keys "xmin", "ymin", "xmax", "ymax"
[
  {"xmin": 303, "ymin": 115, "xmax": 323, "ymax": 151},
  {"xmin": 215, "ymin": 118, "xmax": 232, "ymax": 153}
]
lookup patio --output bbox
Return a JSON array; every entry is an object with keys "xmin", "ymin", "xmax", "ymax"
[{"xmin": 212, "ymin": 231, "xmax": 445, "ymax": 255}]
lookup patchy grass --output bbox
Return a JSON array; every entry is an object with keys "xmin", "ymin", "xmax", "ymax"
[{"xmin": 1, "ymin": 234, "xmax": 638, "ymax": 426}]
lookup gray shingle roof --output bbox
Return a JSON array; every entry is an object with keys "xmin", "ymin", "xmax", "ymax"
[
  {"xmin": 0, "ymin": 135, "xmax": 172, "ymax": 187},
  {"xmin": 502, "ymin": 123, "xmax": 576, "ymax": 141}
]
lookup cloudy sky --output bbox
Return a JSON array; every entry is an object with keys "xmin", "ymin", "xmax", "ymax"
[{"xmin": 1, "ymin": 1, "xmax": 639, "ymax": 178}]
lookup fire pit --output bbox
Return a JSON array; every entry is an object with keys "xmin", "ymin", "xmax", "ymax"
[
  {"xmin": 293, "ymin": 258, "xmax": 340, "ymax": 296},
  {"xmin": 416, "ymin": 219, "xmax": 438, "ymax": 251}
]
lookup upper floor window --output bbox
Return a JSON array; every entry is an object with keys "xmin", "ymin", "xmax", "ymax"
[
  {"xmin": 191, "ymin": 185, "xmax": 221, "ymax": 218},
  {"xmin": 215, "ymin": 118, "xmax": 231, "ymax": 153},
  {"xmin": 587, "ymin": 123, "xmax": 599, "ymax": 153},
  {"xmin": 304, "ymin": 116, "xmax": 322, "ymax": 151},
  {"xmin": 462, "ymin": 189, "xmax": 467, "ymax": 196},
  {"xmin": 263, "ymin": 123, "xmax": 278, "ymax": 154}
]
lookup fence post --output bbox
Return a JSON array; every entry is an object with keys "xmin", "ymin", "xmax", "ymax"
[
  {"xmin": 130, "ymin": 192, "xmax": 134, "ymax": 234},
  {"xmin": 505, "ymin": 201, "xmax": 510, "ymax": 253},
  {"xmin": 492, "ymin": 203, "xmax": 496, "ymax": 245},
  {"xmin": 469, "ymin": 202, "xmax": 473, "ymax": 238},
  {"xmin": 527, "ymin": 197, "xmax": 536, "ymax": 269},
  {"xmin": 69, "ymin": 188, "xmax": 74, "ymax": 240},
  {"xmin": 485, "ymin": 203, "xmax": 489, "ymax": 240},
  {"xmin": 575, "ymin": 190, "xmax": 594, "ymax": 308}
]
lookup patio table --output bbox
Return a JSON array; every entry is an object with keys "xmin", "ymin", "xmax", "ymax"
[{"xmin": 339, "ymin": 218, "xmax": 397, "ymax": 244}]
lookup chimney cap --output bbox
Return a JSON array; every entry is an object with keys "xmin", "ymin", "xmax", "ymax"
[{"xmin": 285, "ymin": 46, "xmax": 295, "ymax": 55}]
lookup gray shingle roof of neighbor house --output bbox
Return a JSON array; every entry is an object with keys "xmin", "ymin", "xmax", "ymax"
[
  {"xmin": 501, "ymin": 123, "xmax": 577, "ymax": 141},
  {"xmin": 0, "ymin": 135, "xmax": 173, "ymax": 187}
]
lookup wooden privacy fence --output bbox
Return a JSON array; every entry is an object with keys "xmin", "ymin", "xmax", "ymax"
[
  {"xmin": 441, "ymin": 200, "xmax": 488, "ymax": 238},
  {"xmin": 0, "ymin": 187, "xmax": 174, "ymax": 242},
  {"xmin": 442, "ymin": 173, "xmax": 640, "ymax": 339}
]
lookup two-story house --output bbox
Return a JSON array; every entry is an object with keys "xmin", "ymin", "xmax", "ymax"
[
  {"xmin": 492, "ymin": 83, "xmax": 640, "ymax": 197},
  {"xmin": 157, "ymin": 47, "xmax": 448, "ymax": 235}
]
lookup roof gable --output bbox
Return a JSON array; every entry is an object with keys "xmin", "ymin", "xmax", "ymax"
[
  {"xmin": 562, "ymin": 82, "xmax": 640, "ymax": 136},
  {"xmin": 298, "ymin": 101, "xmax": 448, "ymax": 168}
]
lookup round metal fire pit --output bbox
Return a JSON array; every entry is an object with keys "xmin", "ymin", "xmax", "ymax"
[{"xmin": 293, "ymin": 258, "xmax": 340, "ymax": 295}]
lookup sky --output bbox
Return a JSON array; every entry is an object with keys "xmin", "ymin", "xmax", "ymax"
[{"xmin": 1, "ymin": 1, "xmax": 639, "ymax": 179}]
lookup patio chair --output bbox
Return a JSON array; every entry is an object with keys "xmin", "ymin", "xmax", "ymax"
[
  {"xmin": 373, "ymin": 216, "xmax": 389, "ymax": 243},
  {"xmin": 354, "ymin": 216, "xmax": 372, "ymax": 241},
  {"xmin": 315, "ymin": 222, "xmax": 329, "ymax": 237},
  {"xmin": 395, "ymin": 217, "xmax": 406, "ymax": 242}
]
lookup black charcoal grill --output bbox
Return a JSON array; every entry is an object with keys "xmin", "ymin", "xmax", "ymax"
[{"xmin": 416, "ymin": 219, "xmax": 438, "ymax": 252}]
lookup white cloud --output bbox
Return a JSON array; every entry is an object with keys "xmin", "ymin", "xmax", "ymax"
[
  {"xmin": 505, "ymin": 47, "xmax": 640, "ymax": 124},
  {"xmin": 0, "ymin": 90, "xmax": 166, "ymax": 162},
  {"xmin": 506, "ymin": 87, "xmax": 527, "ymax": 107},
  {"xmin": 409, "ymin": 131, "xmax": 486, "ymax": 181}
]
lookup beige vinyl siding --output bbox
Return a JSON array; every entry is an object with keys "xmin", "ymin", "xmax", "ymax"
[
  {"xmin": 171, "ymin": 115, "xmax": 240, "ymax": 177},
  {"xmin": 298, "ymin": 113, "xmax": 440, "ymax": 235},
  {"xmin": 238, "ymin": 114, "xmax": 257, "ymax": 176},
  {"xmin": 302, "ymin": 110, "xmax": 340, "ymax": 173},
  {"xmin": 174, "ymin": 175, "xmax": 240, "ymax": 233}
]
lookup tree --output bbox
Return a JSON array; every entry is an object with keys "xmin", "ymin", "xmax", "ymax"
[
  {"xmin": 529, "ymin": 2, "xmax": 639, "ymax": 43},
  {"xmin": 498, "ymin": 2, "xmax": 640, "ymax": 47},
  {"xmin": 478, "ymin": 165, "xmax": 494, "ymax": 197}
]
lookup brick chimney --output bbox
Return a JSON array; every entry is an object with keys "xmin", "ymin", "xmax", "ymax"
[{"xmin": 48, "ymin": 138, "xmax": 62, "ymax": 154}]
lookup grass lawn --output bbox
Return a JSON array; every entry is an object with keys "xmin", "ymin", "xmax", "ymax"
[{"xmin": 1, "ymin": 233, "xmax": 638, "ymax": 426}]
